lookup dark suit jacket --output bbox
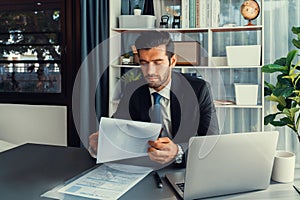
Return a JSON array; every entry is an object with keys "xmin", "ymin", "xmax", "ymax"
[{"xmin": 113, "ymin": 71, "xmax": 219, "ymax": 145}]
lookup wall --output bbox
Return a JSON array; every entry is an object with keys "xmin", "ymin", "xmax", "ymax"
[{"xmin": 0, "ymin": 104, "xmax": 67, "ymax": 146}]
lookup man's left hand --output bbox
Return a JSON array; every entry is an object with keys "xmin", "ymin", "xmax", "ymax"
[{"xmin": 148, "ymin": 137, "xmax": 178, "ymax": 164}]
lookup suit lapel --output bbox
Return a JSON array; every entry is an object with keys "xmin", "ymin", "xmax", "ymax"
[
  {"xmin": 130, "ymin": 84, "xmax": 152, "ymax": 122},
  {"xmin": 170, "ymin": 73, "xmax": 181, "ymax": 137}
]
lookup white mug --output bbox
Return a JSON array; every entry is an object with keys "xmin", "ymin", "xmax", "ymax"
[{"xmin": 271, "ymin": 151, "xmax": 296, "ymax": 183}]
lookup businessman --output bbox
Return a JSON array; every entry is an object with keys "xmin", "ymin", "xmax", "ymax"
[{"xmin": 89, "ymin": 31, "xmax": 219, "ymax": 165}]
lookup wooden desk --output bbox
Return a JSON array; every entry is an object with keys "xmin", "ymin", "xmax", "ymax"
[{"xmin": 0, "ymin": 143, "xmax": 299, "ymax": 200}]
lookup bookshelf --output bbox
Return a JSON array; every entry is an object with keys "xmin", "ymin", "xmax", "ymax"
[{"xmin": 109, "ymin": 0, "xmax": 264, "ymax": 134}]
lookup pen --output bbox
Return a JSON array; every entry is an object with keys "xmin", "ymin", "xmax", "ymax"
[
  {"xmin": 153, "ymin": 171, "xmax": 163, "ymax": 188},
  {"xmin": 293, "ymin": 185, "xmax": 300, "ymax": 195}
]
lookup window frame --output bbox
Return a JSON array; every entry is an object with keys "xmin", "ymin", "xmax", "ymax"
[{"xmin": 0, "ymin": 0, "xmax": 73, "ymax": 105}]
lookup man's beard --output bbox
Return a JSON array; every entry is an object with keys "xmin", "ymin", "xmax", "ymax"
[{"xmin": 145, "ymin": 71, "xmax": 170, "ymax": 89}]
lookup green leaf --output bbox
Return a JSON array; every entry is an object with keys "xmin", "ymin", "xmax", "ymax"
[
  {"xmin": 279, "ymin": 116, "xmax": 293, "ymax": 125},
  {"xmin": 262, "ymin": 64, "xmax": 288, "ymax": 73},
  {"xmin": 294, "ymin": 71, "xmax": 300, "ymax": 86},
  {"xmin": 282, "ymin": 107, "xmax": 300, "ymax": 119},
  {"xmin": 264, "ymin": 113, "xmax": 279, "ymax": 125},
  {"xmin": 264, "ymin": 87, "xmax": 272, "ymax": 96},
  {"xmin": 274, "ymin": 57, "xmax": 287, "ymax": 66},
  {"xmin": 286, "ymin": 50, "xmax": 298, "ymax": 67},
  {"xmin": 266, "ymin": 94, "xmax": 286, "ymax": 107},
  {"xmin": 292, "ymin": 26, "xmax": 300, "ymax": 34},
  {"xmin": 273, "ymin": 86, "xmax": 294, "ymax": 97},
  {"xmin": 292, "ymin": 39, "xmax": 300, "ymax": 49},
  {"xmin": 270, "ymin": 120, "xmax": 288, "ymax": 127},
  {"xmin": 276, "ymin": 74, "xmax": 293, "ymax": 87},
  {"xmin": 263, "ymin": 82, "xmax": 275, "ymax": 95},
  {"xmin": 264, "ymin": 81, "xmax": 275, "ymax": 89},
  {"xmin": 296, "ymin": 111, "xmax": 300, "ymax": 132},
  {"xmin": 290, "ymin": 107, "xmax": 300, "ymax": 116},
  {"xmin": 277, "ymin": 104, "xmax": 285, "ymax": 111},
  {"xmin": 282, "ymin": 73, "xmax": 300, "ymax": 86},
  {"xmin": 289, "ymin": 96, "xmax": 300, "ymax": 104}
]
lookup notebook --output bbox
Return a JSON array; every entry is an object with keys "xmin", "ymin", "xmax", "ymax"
[{"xmin": 166, "ymin": 131, "xmax": 279, "ymax": 200}]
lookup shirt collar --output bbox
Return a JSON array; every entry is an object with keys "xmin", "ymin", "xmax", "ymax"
[{"xmin": 149, "ymin": 80, "xmax": 171, "ymax": 100}]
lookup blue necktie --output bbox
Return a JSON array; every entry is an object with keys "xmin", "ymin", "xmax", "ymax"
[{"xmin": 151, "ymin": 92, "xmax": 162, "ymax": 124}]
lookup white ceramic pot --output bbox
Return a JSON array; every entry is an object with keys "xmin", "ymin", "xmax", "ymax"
[
  {"xmin": 134, "ymin": 9, "xmax": 142, "ymax": 15},
  {"xmin": 271, "ymin": 151, "xmax": 296, "ymax": 183}
]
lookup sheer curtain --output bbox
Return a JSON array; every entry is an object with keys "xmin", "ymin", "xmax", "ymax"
[{"xmin": 263, "ymin": 0, "xmax": 300, "ymax": 164}]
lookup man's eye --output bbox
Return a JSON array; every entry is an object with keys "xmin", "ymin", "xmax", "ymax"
[
  {"xmin": 140, "ymin": 62, "xmax": 148, "ymax": 66},
  {"xmin": 154, "ymin": 61, "xmax": 163, "ymax": 65}
]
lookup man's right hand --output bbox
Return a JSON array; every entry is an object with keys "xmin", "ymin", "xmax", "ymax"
[{"xmin": 88, "ymin": 131, "xmax": 99, "ymax": 158}]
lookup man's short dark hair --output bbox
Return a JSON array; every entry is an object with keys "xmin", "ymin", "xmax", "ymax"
[{"xmin": 135, "ymin": 31, "xmax": 174, "ymax": 60}]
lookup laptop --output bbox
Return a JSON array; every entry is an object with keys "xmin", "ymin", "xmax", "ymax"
[{"xmin": 166, "ymin": 131, "xmax": 279, "ymax": 200}]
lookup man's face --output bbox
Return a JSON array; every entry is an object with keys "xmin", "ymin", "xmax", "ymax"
[{"xmin": 139, "ymin": 45, "xmax": 176, "ymax": 91}]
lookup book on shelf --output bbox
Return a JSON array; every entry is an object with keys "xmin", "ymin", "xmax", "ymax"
[
  {"xmin": 195, "ymin": 0, "xmax": 200, "ymax": 27},
  {"xmin": 195, "ymin": 0, "xmax": 209, "ymax": 28},
  {"xmin": 211, "ymin": 0, "xmax": 220, "ymax": 27},
  {"xmin": 181, "ymin": 0, "xmax": 189, "ymax": 28},
  {"xmin": 199, "ymin": 0, "xmax": 207, "ymax": 28},
  {"xmin": 189, "ymin": 0, "xmax": 196, "ymax": 28}
]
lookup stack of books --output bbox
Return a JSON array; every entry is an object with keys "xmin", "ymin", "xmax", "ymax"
[{"xmin": 187, "ymin": 0, "xmax": 220, "ymax": 28}]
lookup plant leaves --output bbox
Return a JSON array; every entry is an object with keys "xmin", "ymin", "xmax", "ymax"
[
  {"xmin": 264, "ymin": 113, "xmax": 279, "ymax": 125},
  {"xmin": 282, "ymin": 107, "xmax": 300, "ymax": 119},
  {"xmin": 292, "ymin": 26, "xmax": 300, "ymax": 34},
  {"xmin": 290, "ymin": 107, "xmax": 300, "ymax": 116},
  {"xmin": 292, "ymin": 39, "xmax": 300, "ymax": 49},
  {"xmin": 286, "ymin": 50, "xmax": 298, "ymax": 67},
  {"xmin": 262, "ymin": 64, "xmax": 288, "ymax": 73},
  {"xmin": 270, "ymin": 120, "xmax": 288, "ymax": 126},
  {"xmin": 282, "ymin": 73, "xmax": 300, "ymax": 86},
  {"xmin": 289, "ymin": 96, "xmax": 300, "ymax": 104},
  {"xmin": 274, "ymin": 57, "xmax": 287, "ymax": 66},
  {"xmin": 266, "ymin": 94, "xmax": 286, "ymax": 107},
  {"xmin": 263, "ymin": 82, "xmax": 275, "ymax": 95},
  {"xmin": 264, "ymin": 87, "xmax": 272, "ymax": 96},
  {"xmin": 273, "ymin": 86, "xmax": 294, "ymax": 97},
  {"xmin": 292, "ymin": 26, "xmax": 300, "ymax": 49},
  {"xmin": 279, "ymin": 116, "xmax": 293, "ymax": 125},
  {"xmin": 276, "ymin": 74, "xmax": 293, "ymax": 87}
]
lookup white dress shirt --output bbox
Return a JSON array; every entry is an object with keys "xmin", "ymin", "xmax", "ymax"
[{"xmin": 149, "ymin": 81, "xmax": 172, "ymax": 138}]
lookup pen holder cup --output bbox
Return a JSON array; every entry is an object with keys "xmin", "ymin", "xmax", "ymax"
[{"xmin": 271, "ymin": 151, "xmax": 296, "ymax": 183}]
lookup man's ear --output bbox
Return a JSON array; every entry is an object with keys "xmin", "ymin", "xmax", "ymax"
[{"xmin": 170, "ymin": 54, "xmax": 177, "ymax": 68}]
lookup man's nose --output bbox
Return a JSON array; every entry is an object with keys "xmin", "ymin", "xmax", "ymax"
[{"xmin": 146, "ymin": 62, "xmax": 156, "ymax": 74}]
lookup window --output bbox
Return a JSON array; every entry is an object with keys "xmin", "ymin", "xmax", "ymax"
[{"xmin": 0, "ymin": 0, "xmax": 64, "ymax": 94}]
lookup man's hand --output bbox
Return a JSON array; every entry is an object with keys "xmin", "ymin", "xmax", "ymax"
[
  {"xmin": 88, "ymin": 131, "xmax": 99, "ymax": 157},
  {"xmin": 148, "ymin": 137, "xmax": 178, "ymax": 164}
]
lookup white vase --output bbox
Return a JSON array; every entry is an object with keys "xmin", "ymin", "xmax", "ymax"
[
  {"xmin": 134, "ymin": 9, "xmax": 141, "ymax": 15},
  {"xmin": 271, "ymin": 151, "xmax": 296, "ymax": 183}
]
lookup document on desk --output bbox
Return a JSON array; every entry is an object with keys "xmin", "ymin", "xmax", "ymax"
[
  {"xmin": 58, "ymin": 163, "xmax": 153, "ymax": 200},
  {"xmin": 97, "ymin": 117, "xmax": 161, "ymax": 163}
]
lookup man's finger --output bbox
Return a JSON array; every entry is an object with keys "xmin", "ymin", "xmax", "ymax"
[
  {"xmin": 148, "ymin": 140, "xmax": 166, "ymax": 149},
  {"xmin": 157, "ymin": 137, "xmax": 171, "ymax": 143},
  {"xmin": 148, "ymin": 147, "xmax": 157, "ymax": 152}
]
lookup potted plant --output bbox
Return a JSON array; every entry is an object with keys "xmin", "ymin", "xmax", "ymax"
[
  {"xmin": 113, "ymin": 68, "xmax": 142, "ymax": 103},
  {"xmin": 262, "ymin": 26, "xmax": 300, "ymax": 142},
  {"xmin": 133, "ymin": 4, "xmax": 142, "ymax": 15}
]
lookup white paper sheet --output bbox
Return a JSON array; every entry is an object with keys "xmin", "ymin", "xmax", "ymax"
[
  {"xmin": 58, "ymin": 163, "xmax": 153, "ymax": 200},
  {"xmin": 97, "ymin": 117, "xmax": 161, "ymax": 163}
]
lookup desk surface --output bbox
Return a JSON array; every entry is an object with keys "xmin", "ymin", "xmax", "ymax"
[
  {"xmin": 0, "ymin": 144, "xmax": 299, "ymax": 200},
  {"xmin": 0, "ymin": 144, "xmax": 95, "ymax": 200}
]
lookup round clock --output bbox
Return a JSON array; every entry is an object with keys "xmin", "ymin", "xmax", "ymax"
[{"xmin": 240, "ymin": 0, "xmax": 260, "ymax": 26}]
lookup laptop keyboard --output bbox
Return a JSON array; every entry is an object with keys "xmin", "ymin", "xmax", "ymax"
[{"xmin": 176, "ymin": 182, "xmax": 185, "ymax": 192}]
